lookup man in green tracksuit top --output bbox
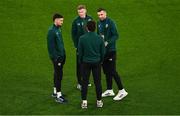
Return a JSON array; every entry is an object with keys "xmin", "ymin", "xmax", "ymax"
[
  {"xmin": 78, "ymin": 21, "xmax": 105, "ymax": 108},
  {"xmin": 97, "ymin": 8, "xmax": 128, "ymax": 101},
  {"xmin": 71, "ymin": 5, "xmax": 93, "ymax": 90},
  {"xmin": 47, "ymin": 13, "xmax": 67, "ymax": 103}
]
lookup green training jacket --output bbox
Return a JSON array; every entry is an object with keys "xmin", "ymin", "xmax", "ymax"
[
  {"xmin": 47, "ymin": 24, "xmax": 65, "ymax": 60},
  {"xmin": 71, "ymin": 15, "xmax": 93, "ymax": 48},
  {"xmin": 97, "ymin": 17, "xmax": 119, "ymax": 53},
  {"xmin": 78, "ymin": 32, "xmax": 105, "ymax": 63}
]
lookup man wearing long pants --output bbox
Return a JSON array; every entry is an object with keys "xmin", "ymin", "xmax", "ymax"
[
  {"xmin": 78, "ymin": 21, "xmax": 105, "ymax": 108},
  {"xmin": 71, "ymin": 5, "xmax": 93, "ymax": 90},
  {"xmin": 97, "ymin": 8, "xmax": 128, "ymax": 101},
  {"xmin": 47, "ymin": 13, "xmax": 67, "ymax": 103}
]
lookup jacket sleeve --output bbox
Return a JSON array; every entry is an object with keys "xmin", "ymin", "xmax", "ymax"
[
  {"xmin": 47, "ymin": 30, "xmax": 57, "ymax": 59},
  {"xmin": 100, "ymin": 38, "xmax": 105, "ymax": 62},
  {"xmin": 97, "ymin": 22, "xmax": 100, "ymax": 34},
  {"xmin": 71, "ymin": 20, "xmax": 78, "ymax": 48},
  {"xmin": 107, "ymin": 20, "xmax": 119, "ymax": 44},
  {"xmin": 89, "ymin": 16, "xmax": 93, "ymax": 21},
  {"xmin": 56, "ymin": 35, "xmax": 64, "ymax": 60}
]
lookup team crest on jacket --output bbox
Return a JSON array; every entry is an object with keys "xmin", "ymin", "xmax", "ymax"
[
  {"xmin": 56, "ymin": 32, "xmax": 59, "ymax": 35},
  {"xmin": 106, "ymin": 24, "xmax": 108, "ymax": 28},
  {"xmin": 88, "ymin": 19, "xmax": 92, "ymax": 21},
  {"xmin": 77, "ymin": 23, "xmax": 80, "ymax": 26}
]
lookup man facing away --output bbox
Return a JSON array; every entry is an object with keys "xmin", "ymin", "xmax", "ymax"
[{"xmin": 78, "ymin": 21, "xmax": 105, "ymax": 108}]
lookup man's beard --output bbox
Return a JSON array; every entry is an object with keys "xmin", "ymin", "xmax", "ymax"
[{"xmin": 56, "ymin": 24, "xmax": 61, "ymax": 27}]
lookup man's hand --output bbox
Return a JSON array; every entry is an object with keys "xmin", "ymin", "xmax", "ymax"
[
  {"xmin": 58, "ymin": 62, "xmax": 61, "ymax": 66},
  {"xmin": 56, "ymin": 57, "xmax": 63, "ymax": 66},
  {"xmin": 101, "ymin": 34, "xmax": 105, "ymax": 40},
  {"xmin": 104, "ymin": 41, "xmax": 108, "ymax": 47}
]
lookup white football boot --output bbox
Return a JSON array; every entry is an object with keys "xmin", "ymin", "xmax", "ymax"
[
  {"xmin": 97, "ymin": 100, "xmax": 103, "ymax": 108},
  {"xmin": 81, "ymin": 100, "xmax": 87, "ymax": 109},
  {"xmin": 102, "ymin": 89, "xmax": 115, "ymax": 97},
  {"xmin": 113, "ymin": 89, "xmax": 128, "ymax": 101}
]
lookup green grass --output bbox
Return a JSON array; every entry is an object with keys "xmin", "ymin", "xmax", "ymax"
[{"xmin": 0, "ymin": 0, "xmax": 180, "ymax": 115}]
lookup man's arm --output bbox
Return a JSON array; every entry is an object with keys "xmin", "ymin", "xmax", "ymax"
[
  {"xmin": 88, "ymin": 16, "xmax": 93, "ymax": 22},
  {"xmin": 97, "ymin": 22, "xmax": 100, "ymax": 34},
  {"xmin": 55, "ymin": 33, "xmax": 64, "ymax": 61},
  {"xmin": 106, "ymin": 20, "xmax": 119, "ymax": 45},
  {"xmin": 71, "ymin": 20, "xmax": 78, "ymax": 48},
  {"xmin": 47, "ymin": 30, "xmax": 57, "ymax": 59},
  {"xmin": 100, "ymin": 38, "xmax": 105, "ymax": 63}
]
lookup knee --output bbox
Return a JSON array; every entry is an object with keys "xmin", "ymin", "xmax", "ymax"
[{"xmin": 107, "ymin": 70, "xmax": 118, "ymax": 77}]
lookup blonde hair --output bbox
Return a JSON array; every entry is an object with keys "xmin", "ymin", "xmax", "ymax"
[{"xmin": 77, "ymin": 5, "xmax": 86, "ymax": 10}]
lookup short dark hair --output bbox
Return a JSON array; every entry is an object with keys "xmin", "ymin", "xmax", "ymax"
[
  {"xmin": 86, "ymin": 21, "xmax": 96, "ymax": 32},
  {"xmin": 97, "ymin": 8, "xmax": 106, "ymax": 12},
  {"xmin": 53, "ymin": 13, "xmax": 63, "ymax": 21},
  {"xmin": 77, "ymin": 5, "xmax": 86, "ymax": 10}
]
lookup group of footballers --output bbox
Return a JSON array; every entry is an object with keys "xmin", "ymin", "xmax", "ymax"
[{"xmin": 47, "ymin": 5, "xmax": 128, "ymax": 109}]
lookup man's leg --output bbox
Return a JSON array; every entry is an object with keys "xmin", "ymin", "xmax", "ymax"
[
  {"xmin": 81, "ymin": 62, "xmax": 91, "ymax": 108},
  {"xmin": 76, "ymin": 50, "xmax": 91, "ymax": 90},
  {"xmin": 52, "ymin": 59, "xmax": 67, "ymax": 103},
  {"xmin": 76, "ymin": 50, "xmax": 82, "ymax": 85},
  {"xmin": 92, "ymin": 63, "xmax": 103, "ymax": 108},
  {"xmin": 101, "ymin": 53, "xmax": 115, "ymax": 97},
  {"xmin": 113, "ymin": 72, "xmax": 123, "ymax": 90},
  {"xmin": 110, "ymin": 52, "xmax": 128, "ymax": 101},
  {"xmin": 92, "ymin": 63, "xmax": 102, "ymax": 100},
  {"xmin": 81, "ymin": 63, "xmax": 91, "ymax": 100},
  {"xmin": 52, "ymin": 60, "xmax": 63, "ymax": 93},
  {"xmin": 110, "ymin": 52, "xmax": 123, "ymax": 90},
  {"xmin": 102, "ymin": 59, "xmax": 113, "ymax": 90},
  {"xmin": 113, "ymin": 70, "xmax": 128, "ymax": 101},
  {"xmin": 51, "ymin": 64, "xmax": 57, "ymax": 98}
]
